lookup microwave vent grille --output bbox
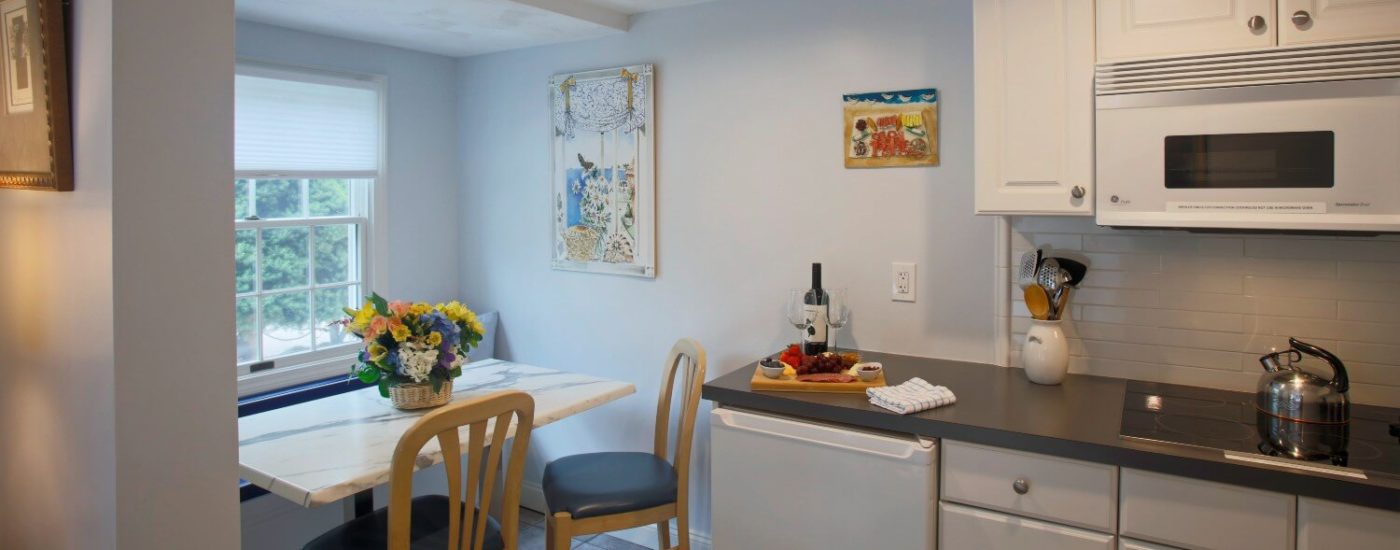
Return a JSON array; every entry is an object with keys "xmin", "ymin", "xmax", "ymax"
[{"xmin": 1096, "ymin": 41, "xmax": 1400, "ymax": 95}]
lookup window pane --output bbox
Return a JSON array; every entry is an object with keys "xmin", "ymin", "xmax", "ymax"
[
  {"xmin": 236, "ymin": 229, "xmax": 257, "ymax": 294},
  {"xmin": 314, "ymin": 224, "xmax": 354, "ymax": 284},
  {"xmin": 260, "ymin": 227, "xmax": 309, "ymax": 290},
  {"xmin": 237, "ymin": 297, "xmax": 259, "ymax": 363},
  {"xmin": 315, "ymin": 285, "xmax": 357, "ymax": 350},
  {"xmin": 309, "ymin": 179, "xmax": 351, "ymax": 217},
  {"xmin": 235, "ymin": 179, "xmax": 251, "ymax": 220},
  {"xmin": 254, "ymin": 179, "xmax": 304, "ymax": 219},
  {"xmin": 262, "ymin": 291, "xmax": 312, "ymax": 359}
]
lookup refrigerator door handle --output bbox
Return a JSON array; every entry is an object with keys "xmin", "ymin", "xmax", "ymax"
[{"xmin": 713, "ymin": 408, "xmax": 932, "ymax": 460}]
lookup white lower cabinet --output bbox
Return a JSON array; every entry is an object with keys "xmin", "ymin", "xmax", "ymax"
[
  {"xmin": 1119, "ymin": 469, "xmax": 1295, "ymax": 550},
  {"xmin": 1298, "ymin": 497, "xmax": 1400, "ymax": 549},
  {"xmin": 940, "ymin": 502, "xmax": 1116, "ymax": 550}
]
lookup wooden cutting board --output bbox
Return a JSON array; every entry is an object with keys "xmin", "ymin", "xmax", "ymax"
[{"xmin": 749, "ymin": 366, "xmax": 886, "ymax": 393}]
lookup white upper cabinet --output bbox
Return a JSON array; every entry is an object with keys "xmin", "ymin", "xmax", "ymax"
[
  {"xmin": 974, "ymin": 0, "xmax": 1095, "ymax": 216},
  {"xmin": 1096, "ymin": 0, "xmax": 1277, "ymax": 60},
  {"xmin": 1279, "ymin": 0, "xmax": 1400, "ymax": 45}
]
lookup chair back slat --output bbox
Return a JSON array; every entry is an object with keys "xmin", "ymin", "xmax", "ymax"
[
  {"xmin": 652, "ymin": 339, "xmax": 706, "ymax": 484},
  {"xmin": 439, "ymin": 427, "xmax": 464, "ymax": 550},
  {"xmin": 387, "ymin": 390, "xmax": 535, "ymax": 550}
]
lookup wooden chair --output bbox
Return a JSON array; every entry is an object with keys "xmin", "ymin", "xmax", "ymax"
[
  {"xmin": 303, "ymin": 390, "xmax": 535, "ymax": 550},
  {"xmin": 543, "ymin": 338, "xmax": 706, "ymax": 550}
]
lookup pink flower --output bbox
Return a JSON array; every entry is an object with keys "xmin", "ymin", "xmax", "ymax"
[{"xmin": 388, "ymin": 301, "xmax": 411, "ymax": 317}]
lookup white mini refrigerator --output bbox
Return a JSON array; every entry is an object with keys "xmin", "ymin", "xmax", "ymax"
[{"xmin": 710, "ymin": 408, "xmax": 938, "ymax": 549}]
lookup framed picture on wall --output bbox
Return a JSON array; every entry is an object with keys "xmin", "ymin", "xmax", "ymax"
[
  {"xmin": 0, "ymin": 0, "xmax": 71, "ymax": 191},
  {"xmin": 549, "ymin": 64, "xmax": 656, "ymax": 278},
  {"xmin": 843, "ymin": 88, "xmax": 939, "ymax": 169}
]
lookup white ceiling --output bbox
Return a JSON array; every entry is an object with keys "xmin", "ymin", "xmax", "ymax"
[{"xmin": 235, "ymin": 0, "xmax": 716, "ymax": 58}]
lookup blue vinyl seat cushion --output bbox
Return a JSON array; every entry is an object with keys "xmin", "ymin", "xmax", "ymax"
[
  {"xmin": 302, "ymin": 494, "xmax": 503, "ymax": 550},
  {"xmin": 542, "ymin": 452, "xmax": 678, "ymax": 519}
]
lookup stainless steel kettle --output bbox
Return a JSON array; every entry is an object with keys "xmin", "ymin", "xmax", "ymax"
[{"xmin": 1257, "ymin": 338, "xmax": 1350, "ymax": 424}]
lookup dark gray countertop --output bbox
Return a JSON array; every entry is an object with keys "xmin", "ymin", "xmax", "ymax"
[{"xmin": 701, "ymin": 350, "xmax": 1400, "ymax": 512}]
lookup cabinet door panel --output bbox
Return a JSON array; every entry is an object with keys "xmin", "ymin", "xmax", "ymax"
[
  {"xmin": 1280, "ymin": 0, "xmax": 1400, "ymax": 45},
  {"xmin": 1298, "ymin": 497, "xmax": 1400, "ymax": 549},
  {"xmin": 939, "ymin": 502, "xmax": 1115, "ymax": 550},
  {"xmin": 1097, "ymin": 0, "xmax": 1276, "ymax": 60},
  {"xmin": 1120, "ymin": 469, "xmax": 1295, "ymax": 550},
  {"xmin": 974, "ymin": 0, "xmax": 1094, "ymax": 215}
]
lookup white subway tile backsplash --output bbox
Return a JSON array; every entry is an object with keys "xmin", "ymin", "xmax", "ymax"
[
  {"xmin": 1338, "ymin": 301, "xmax": 1400, "ymax": 324},
  {"xmin": 1337, "ymin": 261, "xmax": 1400, "ymax": 282},
  {"xmin": 1013, "ymin": 217, "xmax": 1400, "ymax": 406}
]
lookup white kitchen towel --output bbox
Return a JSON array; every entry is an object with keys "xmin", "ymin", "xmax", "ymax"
[{"xmin": 867, "ymin": 377, "xmax": 956, "ymax": 415}]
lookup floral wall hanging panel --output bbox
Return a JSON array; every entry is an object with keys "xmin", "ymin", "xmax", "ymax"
[
  {"xmin": 843, "ymin": 88, "xmax": 938, "ymax": 169},
  {"xmin": 551, "ymin": 64, "xmax": 655, "ymax": 278}
]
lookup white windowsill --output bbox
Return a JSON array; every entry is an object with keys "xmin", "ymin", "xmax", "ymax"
[{"xmin": 237, "ymin": 353, "xmax": 359, "ymax": 397}]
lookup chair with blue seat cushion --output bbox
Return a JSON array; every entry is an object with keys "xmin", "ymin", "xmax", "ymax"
[
  {"xmin": 304, "ymin": 391, "xmax": 535, "ymax": 550},
  {"xmin": 543, "ymin": 339, "xmax": 706, "ymax": 550}
]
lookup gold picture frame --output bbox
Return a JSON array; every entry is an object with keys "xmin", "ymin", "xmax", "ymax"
[{"xmin": 0, "ymin": 0, "xmax": 71, "ymax": 191}]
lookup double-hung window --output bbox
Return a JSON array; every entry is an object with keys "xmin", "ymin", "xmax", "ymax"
[{"xmin": 234, "ymin": 63, "xmax": 383, "ymax": 392}]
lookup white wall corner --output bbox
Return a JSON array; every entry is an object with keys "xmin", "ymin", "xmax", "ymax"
[{"xmin": 993, "ymin": 215, "xmax": 1012, "ymax": 367}]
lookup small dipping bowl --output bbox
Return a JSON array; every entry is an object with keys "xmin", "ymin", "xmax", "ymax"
[
  {"xmin": 854, "ymin": 362, "xmax": 883, "ymax": 381},
  {"xmin": 758, "ymin": 361, "xmax": 786, "ymax": 379}
]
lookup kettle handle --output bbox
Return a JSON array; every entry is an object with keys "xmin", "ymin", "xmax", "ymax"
[{"xmin": 1289, "ymin": 337, "xmax": 1349, "ymax": 393}]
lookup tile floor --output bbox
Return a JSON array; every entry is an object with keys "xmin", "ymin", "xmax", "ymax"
[{"xmin": 517, "ymin": 507, "xmax": 651, "ymax": 550}]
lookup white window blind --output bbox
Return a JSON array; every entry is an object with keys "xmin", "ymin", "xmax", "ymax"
[{"xmin": 235, "ymin": 66, "xmax": 380, "ymax": 174}]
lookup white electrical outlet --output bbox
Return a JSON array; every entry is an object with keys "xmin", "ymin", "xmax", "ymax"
[{"xmin": 892, "ymin": 262, "xmax": 916, "ymax": 302}]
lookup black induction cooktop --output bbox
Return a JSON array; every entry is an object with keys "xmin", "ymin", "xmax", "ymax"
[{"xmin": 1121, "ymin": 380, "xmax": 1400, "ymax": 479}]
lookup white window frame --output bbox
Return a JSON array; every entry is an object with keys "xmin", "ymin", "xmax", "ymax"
[{"xmin": 235, "ymin": 60, "xmax": 389, "ymax": 397}]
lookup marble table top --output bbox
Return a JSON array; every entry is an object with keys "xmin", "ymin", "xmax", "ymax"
[{"xmin": 238, "ymin": 359, "xmax": 636, "ymax": 507}]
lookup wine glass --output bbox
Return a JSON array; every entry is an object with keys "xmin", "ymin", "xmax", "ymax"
[
  {"xmin": 786, "ymin": 290, "xmax": 809, "ymax": 343},
  {"xmin": 826, "ymin": 288, "xmax": 850, "ymax": 351}
]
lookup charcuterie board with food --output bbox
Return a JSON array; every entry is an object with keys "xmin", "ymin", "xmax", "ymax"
[{"xmin": 749, "ymin": 345, "xmax": 886, "ymax": 394}]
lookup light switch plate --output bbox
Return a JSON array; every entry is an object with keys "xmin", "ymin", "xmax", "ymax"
[{"xmin": 892, "ymin": 262, "xmax": 916, "ymax": 302}]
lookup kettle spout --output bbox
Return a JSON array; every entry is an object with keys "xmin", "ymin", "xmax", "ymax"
[{"xmin": 1259, "ymin": 354, "xmax": 1284, "ymax": 373}]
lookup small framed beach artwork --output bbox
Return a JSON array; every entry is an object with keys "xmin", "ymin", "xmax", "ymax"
[
  {"xmin": 550, "ymin": 64, "xmax": 656, "ymax": 278},
  {"xmin": 843, "ymin": 88, "xmax": 938, "ymax": 169},
  {"xmin": 0, "ymin": 0, "xmax": 72, "ymax": 191}
]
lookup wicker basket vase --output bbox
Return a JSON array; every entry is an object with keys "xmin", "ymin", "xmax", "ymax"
[{"xmin": 389, "ymin": 380, "xmax": 453, "ymax": 410}]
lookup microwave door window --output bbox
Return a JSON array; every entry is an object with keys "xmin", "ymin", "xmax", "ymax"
[{"xmin": 1164, "ymin": 132, "xmax": 1334, "ymax": 189}]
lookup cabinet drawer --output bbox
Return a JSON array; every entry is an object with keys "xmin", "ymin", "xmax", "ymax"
[
  {"xmin": 1120, "ymin": 469, "xmax": 1295, "ymax": 550},
  {"xmin": 1298, "ymin": 497, "xmax": 1400, "ymax": 549},
  {"xmin": 939, "ymin": 502, "xmax": 1114, "ymax": 550},
  {"xmin": 941, "ymin": 440, "xmax": 1117, "ymax": 532}
]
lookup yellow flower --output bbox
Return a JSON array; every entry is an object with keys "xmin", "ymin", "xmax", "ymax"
[
  {"xmin": 469, "ymin": 319, "xmax": 485, "ymax": 336},
  {"xmin": 367, "ymin": 342, "xmax": 388, "ymax": 362},
  {"xmin": 390, "ymin": 322, "xmax": 411, "ymax": 342},
  {"xmin": 409, "ymin": 302, "xmax": 432, "ymax": 317},
  {"xmin": 349, "ymin": 301, "xmax": 376, "ymax": 330},
  {"xmin": 426, "ymin": 331, "xmax": 443, "ymax": 347}
]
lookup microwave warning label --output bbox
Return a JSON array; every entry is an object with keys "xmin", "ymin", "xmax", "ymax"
[{"xmin": 1166, "ymin": 202, "xmax": 1327, "ymax": 214}]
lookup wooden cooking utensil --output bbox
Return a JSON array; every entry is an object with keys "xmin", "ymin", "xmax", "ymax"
[{"xmin": 1024, "ymin": 285, "xmax": 1051, "ymax": 320}]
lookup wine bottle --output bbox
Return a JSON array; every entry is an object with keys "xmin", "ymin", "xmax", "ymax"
[{"xmin": 803, "ymin": 263, "xmax": 829, "ymax": 355}]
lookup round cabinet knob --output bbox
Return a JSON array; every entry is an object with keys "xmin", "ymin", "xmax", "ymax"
[
  {"xmin": 1070, "ymin": 186, "xmax": 1086, "ymax": 199},
  {"xmin": 1012, "ymin": 478, "xmax": 1030, "ymax": 495},
  {"xmin": 1292, "ymin": 10, "xmax": 1312, "ymax": 27},
  {"xmin": 1247, "ymin": 15, "xmax": 1267, "ymax": 32}
]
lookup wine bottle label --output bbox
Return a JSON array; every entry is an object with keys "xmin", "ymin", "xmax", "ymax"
[{"xmin": 803, "ymin": 304, "xmax": 828, "ymax": 344}]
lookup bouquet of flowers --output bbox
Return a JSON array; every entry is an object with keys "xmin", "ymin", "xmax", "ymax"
[{"xmin": 341, "ymin": 293, "xmax": 485, "ymax": 396}]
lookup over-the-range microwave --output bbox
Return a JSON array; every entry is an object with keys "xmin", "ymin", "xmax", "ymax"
[{"xmin": 1095, "ymin": 41, "xmax": 1400, "ymax": 233}]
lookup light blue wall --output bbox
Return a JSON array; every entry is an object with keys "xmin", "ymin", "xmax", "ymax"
[{"xmin": 456, "ymin": 0, "xmax": 990, "ymax": 542}]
